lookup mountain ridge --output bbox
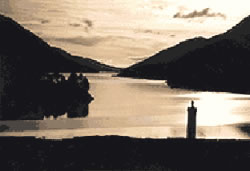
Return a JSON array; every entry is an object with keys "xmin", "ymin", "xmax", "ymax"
[
  {"xmin": 0, "ymin": 14, "xmax": 119, "ymax": 73},
  {"xmin": 119, "ymin": 15, "xmax": 250, "ymax": 93}
]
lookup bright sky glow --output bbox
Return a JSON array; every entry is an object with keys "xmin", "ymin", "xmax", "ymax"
[{"xmin": 0, "ymin": 0, "xmax": 249, "ymax": 67}]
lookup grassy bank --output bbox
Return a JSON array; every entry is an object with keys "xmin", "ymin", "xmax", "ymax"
[{"xmin": 0, "ymin": 136, "xmax": 250, "ymax": 170}]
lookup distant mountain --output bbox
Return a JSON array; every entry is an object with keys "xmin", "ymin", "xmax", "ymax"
[
  {"xmin": 118, "ymin": 37, "xmax": 208, "ymax": 79},
  {"xmin": 0, "ymin": 14, "xmax": 119, "ymax": 73},
  {"xmin": 119, "ymin": 15, "xmax": 250, "ymax": 93}
]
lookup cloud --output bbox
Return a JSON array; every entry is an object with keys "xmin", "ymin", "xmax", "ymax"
[
  {"xmin": 135, "ymin": 29, "xmax": 161, "ymax": 35},
  {"xmin": 48, "ymin": 35, "xmax": 131, "ymax": 46},
  {"xmin": 143, "ymin": 29, "xmax": 161, "ymax": 34},
  {"xmin": 83, "ymin": 19, "xmax": 93, "ymax": 32},
  {"xmin": 22, "ymin": 23, "xmax": 39, "ymax": 27},
  {"xmin": 173, "ymin": 8, "xmax": 226, "ymax": 19},
  {"xmin": 83, "ymin": 19, "xmax": 93, "ymax": 28},
  {"xmin": 152, "ymin": 5, "xmax": 165, "ymax": 10},
  {"xmin": 129, "ymin": 57, "xmax": 147, "ymax": 61},
  {"xmin": 48, "ymin": 36, "xmax": 104, "ymax": 47},
  {"xmin": 69, "ymin": 23, "xmax": 81, "ymax": 27},
  {"xmin": 46, "ymin": 35, "xmax": 136, "ymax": 47},
  {"xmin": 68, "ymin": 19, "xmax": 94, "ymax": 32},
  {"xmin": 41, "ymin": 19, "xmax": 50, "ymax": 24}
]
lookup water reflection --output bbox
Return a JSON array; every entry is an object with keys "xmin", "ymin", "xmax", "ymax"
[
  {"xmin": 178, "ymin": 92, "xmax": 250, "ymax": 126},
  {"xmin": 2, "ymin": 73, "xmax": 250, "ymax": 139}
]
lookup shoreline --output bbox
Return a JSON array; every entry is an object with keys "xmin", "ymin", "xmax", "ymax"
[
  {"xmin": 118, "ymin": 74, "xmax": 250, "ymax": 95},
  {"xmin": 1, "ymin": 135, "xmax": 250, "ymax": 170}
]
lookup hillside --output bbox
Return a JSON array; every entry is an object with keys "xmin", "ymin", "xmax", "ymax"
[
  {"xmin": 118, "ymin": 37, "xmax": 208, "ymax": 80},
  {"xmin": 0, "ymin": 14, "xmax": 113, "ymax": 119},
  {"xmin": 0, "ymin": 14, "xmax": 118, "ymax": 73},
  {"xmin": 119, "ymin": 15, "xmax": 250, "ymax": 93}
]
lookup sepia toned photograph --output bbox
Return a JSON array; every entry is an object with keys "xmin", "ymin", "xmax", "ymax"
[{"xmin": 1, "ymin": 0, "xmax": 250, "ymax": 170}]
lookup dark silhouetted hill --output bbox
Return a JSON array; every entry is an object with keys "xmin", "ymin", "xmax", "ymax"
[
  {"xmin": 0, "ymin": 14, "xmax": 119, "ymax": 73},
  {"xmin": 119, "ymin": 15, "xmax": 250, "ymax": 93},
  {"xmin": 0, "ymin": 14, "xmax": 110, "ymax": 119},
  {"xmin": 226, "ymin": 15, "xmax": 250, "ymax": 37},
  {"xmin": 119, "ymin": 37, "xmax": 208, "ymax": 79}
]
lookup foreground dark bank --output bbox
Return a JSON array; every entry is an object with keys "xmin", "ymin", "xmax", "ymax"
[
  {"xmin": 119, "ymin": 14, "xmax": 250, "ymax": 94},
  {"xmin": 1, "ymin": 136, "xmax": 250, "ymax": 171}
]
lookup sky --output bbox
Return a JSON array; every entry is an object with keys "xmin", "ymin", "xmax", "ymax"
[{"xmin": 0, "ymin": 0, "xmax": 249, "ymax": 67}]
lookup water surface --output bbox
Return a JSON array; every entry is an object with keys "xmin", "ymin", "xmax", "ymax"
[{"xmin": 1, "ymin": 73, "xmax": 250, "ymax": 139}]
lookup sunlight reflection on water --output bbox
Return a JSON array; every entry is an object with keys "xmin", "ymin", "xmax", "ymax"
[
  {"xmin": 1, "ymin": 73, "xmax": 250, "ymax": 139},
  {"xmin": 178, "ymin": 92, "xmax": 250, "ymax": 126}
]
